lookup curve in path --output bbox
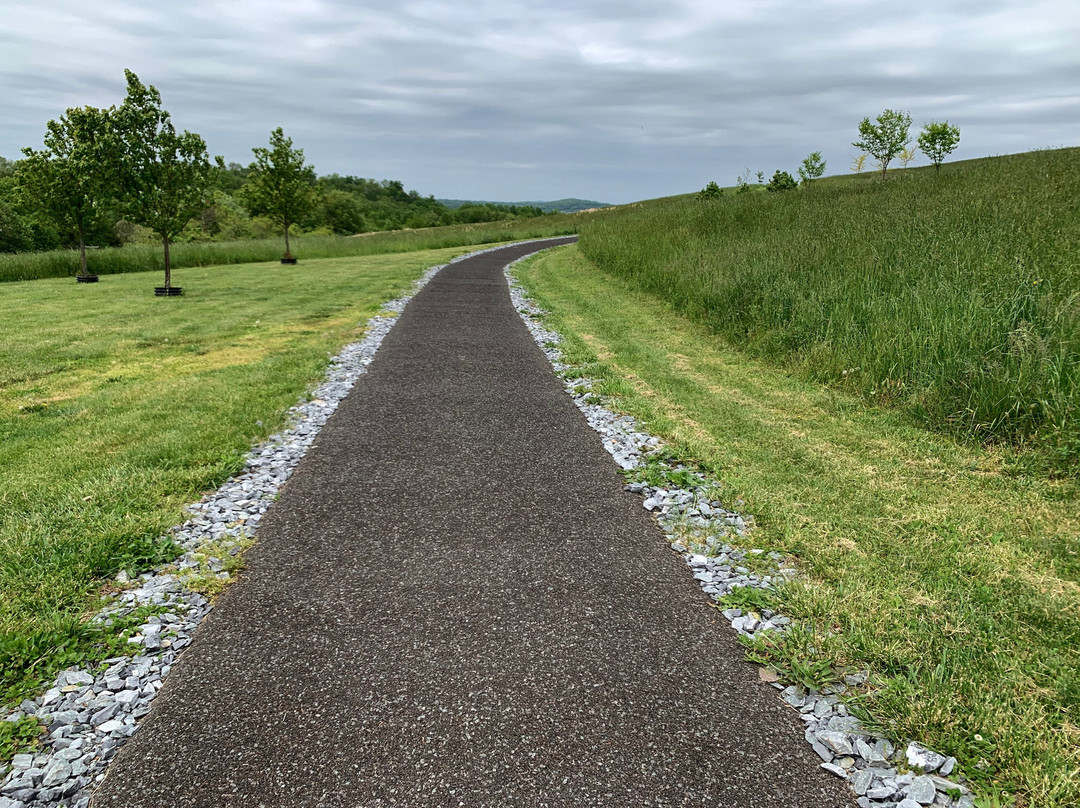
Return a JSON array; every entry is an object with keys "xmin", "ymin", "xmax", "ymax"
[{"xmin": 92, "ymin": 239, "xmax": 849, "ymax": 808}]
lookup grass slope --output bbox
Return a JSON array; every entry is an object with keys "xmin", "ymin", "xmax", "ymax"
[
  {"xmin": 0, "ymin": 246, "xmax": 473, "ymax": 713},
  {"xmin": 580, "ymin": 148, "xmax": 1080, "ymax": 471},
  {"xmin": 516, "ymin": 245, "xmax": 1079, "ymax": 807},
  {"xmin": 0, "ymin": 215, "xmax": 578, "ymax": 283}
]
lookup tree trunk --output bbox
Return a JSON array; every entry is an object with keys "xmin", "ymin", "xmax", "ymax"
[
  {"xmin": 77, "ymin": 223, "xmax": 88, "ymax": 277},
  {"xmin": 284, "ymin": 221, "xmax": 292, "ymax": 259},
  {"xmin": 163, "ymin": 235, "xmax": 171, "ymax": 289},
  {"xmin": 880, "ymin": 160, "xmax": 888, "ymax": 179}
]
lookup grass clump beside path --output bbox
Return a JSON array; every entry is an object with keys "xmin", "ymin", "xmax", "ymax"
[
  {"xmin": 579, "ymin": 148, "xmax": 1080, "ymax": 472},
  {"xmin": 0, "ymin": 246, "xmax": 474, "ymax": 716},
  {"xmin": 516, "ymin": 245, "xmax": 1080, "ymax": 807},
  {"xmin": 0, "ymin": 214, "xmax": 578, "ymax": 283}
]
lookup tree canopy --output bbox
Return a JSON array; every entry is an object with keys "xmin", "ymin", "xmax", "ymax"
[
  {"xmin": 243, "ymin": 128, "xmax": 316, "ymax": 259},
  {"xmin": 113, "ymin": 69, "xmax": 214, "ymax": 286},
  {"xmin": 17, "ymin": 106, "xmax": 113, "ymax": 275},
  {"xmin": 798, "ymin": 151, "xmax": 826, "ymax": 186},
  {"xmin": 918, "ymin": 121, "xmax": 961, "ymax": 172},
  {"xmin": 853, "ymin": 109, "xmax": 912, "ymax": 179}
]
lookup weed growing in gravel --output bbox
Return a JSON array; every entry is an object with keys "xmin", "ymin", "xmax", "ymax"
[
  {"xmin": 740, "ymin": 624, "xmax": 837, "ymax": 691},
  {"xmin": 0, "ymin": 716, "xmax": 42, "ymax": 763},
  {"xmin": 716, "ymin": 584, "xmax": 775, "ymax": 613},
  {"xmin": 175, "ymin": 535, "xmax": 255, "ymax": 597}
]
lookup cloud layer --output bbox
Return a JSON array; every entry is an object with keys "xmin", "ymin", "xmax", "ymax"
[{"xmin": 2, "ymin": 0, "xmax": 1077, "ymax": 201}]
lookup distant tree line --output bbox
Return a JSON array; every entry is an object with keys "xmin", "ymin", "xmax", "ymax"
[
  {"xmin": 698, "ymin": 109, "xmax": 961, "ymax": 198},
  {"xmin": 0, "ymin": 70, "xmax": 550, "ymax": 258}
]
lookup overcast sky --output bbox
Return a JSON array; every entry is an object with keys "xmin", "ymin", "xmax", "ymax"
[{"xmin": 1, "ymin": 1, "xmax": 1077, "ymax": 203}]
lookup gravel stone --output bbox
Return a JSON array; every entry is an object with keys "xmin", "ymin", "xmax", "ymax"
[
  {"xmin": 38, "ymin": 762, "xmax": 69, "ymax": 789},
  {"xmin": 851, "ymin": 770, "xmax": 873, "ymax": 795},
  {"xmin": 816, "ymin": 731, "xmax": 854, "ymax": 757},
  {"xmin": 820, "ymin": 763, "xmax": 848, "ymax": 779},
  {"xmin": 866, "ymin": 786, "xmax": 896, "ymax": 800},
  {"xmin": 907, "ymin": 775, "xmax": 939, "ymax": 804},
  {"xmin": 907, "ymin": 742, "xmax": 948, "ymax": 773}
]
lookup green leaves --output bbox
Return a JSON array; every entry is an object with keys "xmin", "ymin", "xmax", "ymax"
[
  {"xmin": 765, "ymin": 170, "xmax": 798, "ymax": 193},
  {"xmin": 798, "ymin": 151, "xmax": 827, "ymax": 185},
  {"xmin": 16, "ymin": 105, "xmax": 113, "ymax": 274},
  {"xmin": 113, "ymin": 69, "xmax": 214, "ymax": 246},
  {"xmin": 918, "ymin": 121, "xmax": 961, "ymax": 172},
  {"xmin": 852, "ymin": 109, "xmax": 913, "ymax": 179},
  {"xmin": 697, "ymin": 181, "xmax": 723, "ymax": 200},
  {"xmin": 0, "ymin": 716, "xmax": 43, "ymax": 762},
  {"xmin": 243, "ymin": 128, "xmax": 317, "ymax": 257}
]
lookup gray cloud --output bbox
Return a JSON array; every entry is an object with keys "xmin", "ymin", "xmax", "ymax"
[{"xmin": 1, "ymin": 0, "xmax": 1077, "ymax": 201}]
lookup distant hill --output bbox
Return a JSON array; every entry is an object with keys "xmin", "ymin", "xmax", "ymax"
[{"xmin": 437, "ymin": 198, "xmax": 612, "ymax": 214}]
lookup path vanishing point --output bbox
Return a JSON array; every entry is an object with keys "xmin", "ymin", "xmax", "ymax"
[{"xmin": 91, "ymin": 239, "xmax": 850, "ymax": 807}]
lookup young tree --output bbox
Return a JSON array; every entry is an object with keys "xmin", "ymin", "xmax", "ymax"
[
  {"xmin": 850, "ymin": 153, "xmax": 868, "ymax": 174},
  {"xmin": 243, "ymin": 128, "xmax": 316, "ymax": 261},
  {"xmin": 736, "ymin": 168, "xmax": 754, "ymax": 194},
  {"xmin": 917, "ymin": 121, "xmax": 961, "ymax": 172},
  {"xmin": 897, "ymin": 147, "xmax": 917, "ymax": 170},
  {"xmin": 17, "ymin": 106, "xmax": 113, "ymax": 277},
  {"xmin": 698, "ymin": 181, "xmax": 723, "ymax": 200},
  {"xmin": 114, "ymin": 69, "xmax": 214, "ymax": 291},
  {"xmin": 852, "ymin": 109, "xmax": 912, "ymax": 179},
  {"xmin": 797, "ymin": 151, "xmax": 827, "ymax": 186},
  {"xmin": 765, "ymin": 170, "xmax": 798, "ymax": 192}
]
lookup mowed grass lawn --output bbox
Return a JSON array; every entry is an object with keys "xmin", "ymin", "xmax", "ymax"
[
  {"xmin": 517, "ymin": 246, "xmax": 1080, "ymax": 807},
  {"xmin": 0, "ymin": 246, "xmax": 474, "ymax": 707}
]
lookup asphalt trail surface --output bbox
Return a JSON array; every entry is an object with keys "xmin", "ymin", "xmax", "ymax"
[{"xmin": 93, "ymin": 239, "xmax": 850, "ymax": 807}]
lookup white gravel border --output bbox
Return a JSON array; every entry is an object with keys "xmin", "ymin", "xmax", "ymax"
[{"xmin": 504, "ymin": 252, "xmax": 977, "ymax": 808}]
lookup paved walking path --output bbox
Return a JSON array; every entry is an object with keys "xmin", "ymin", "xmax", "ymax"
[{"xmin": 93, "ymin": 240, "xmax": 849, "ymax": 807}]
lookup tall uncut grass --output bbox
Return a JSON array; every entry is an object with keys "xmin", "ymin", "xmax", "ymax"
[
  {"xmin": 579, "ymin": 148, "xmax": 1080, "ymax": 469},
  {"xmin": 0, "ymin": 215, "xmax": 577, "ymax": 283}
]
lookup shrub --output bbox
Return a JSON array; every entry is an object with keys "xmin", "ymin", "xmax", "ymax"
[
  {"xmin": 698, "ymin": 181, "xmax": 723, "ymax": 200},
  {"xmin": 765, "ymin": 170, "xmax": 797, "ymax": 192}
]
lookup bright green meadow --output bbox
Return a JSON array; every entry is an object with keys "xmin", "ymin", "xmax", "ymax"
[
  {"xmin": 0, "ymin": 246, "xmax": 477, "ymax": 719},
  {"xmin": 580, "ymin": 148, "xmax": 1080, "ymax": 471},
  {"xmin": 515, "ymin": 244, "xmax": 1079, "ymax": 807}
]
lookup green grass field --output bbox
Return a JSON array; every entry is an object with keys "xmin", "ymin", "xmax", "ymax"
[
  {"xmin": 516, "ymin": 245, "xmax": 1079, "ymax": 808},
  {"xmin": 579, "ymin": 148, "xmax": 1080, "ymax": 472},
  {"xmin": 0, "ymin": 214, "xmax": 579, "ymax": 283},
  {"xmin": 0, "ymin": 246, "xmax": 477, "ymax": 717}
]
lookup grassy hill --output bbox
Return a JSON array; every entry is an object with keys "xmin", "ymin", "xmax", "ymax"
[{"xmin": 579, "ymin": 147, "xmax": 1080, "ymax": 472}]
